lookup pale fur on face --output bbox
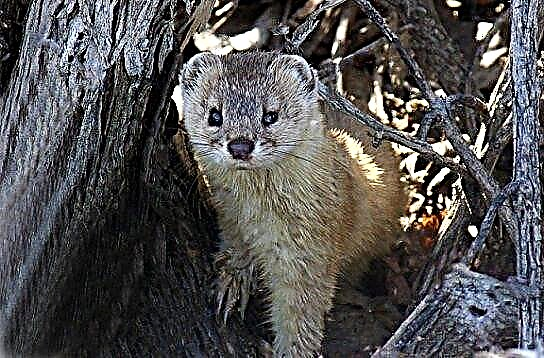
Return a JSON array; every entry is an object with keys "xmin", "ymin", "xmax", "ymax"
[{"xmin": 180, "ymin": 52, "xmax": 323, "ymax": 171}]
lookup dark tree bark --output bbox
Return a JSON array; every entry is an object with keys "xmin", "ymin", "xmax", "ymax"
[{"xmin": 0, "ymin": 1, "xmax": 259, "ymax": 356}]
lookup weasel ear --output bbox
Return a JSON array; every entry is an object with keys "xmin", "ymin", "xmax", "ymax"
[
  {"xmin": 179, "ymin": 52, "xmax": 221, "ymax": 92},
  {"xmin": 269, "ymin": 55, "xmax": 317, "ymax": 94}
]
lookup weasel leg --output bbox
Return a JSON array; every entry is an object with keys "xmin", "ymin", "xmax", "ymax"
[
  {"xmin": 214, "ymin": 247, "xmax": 259, "ymax": 323},
  {"xmin": 266, "ymin": 260, "xmax": 337, "ymax": 358}
]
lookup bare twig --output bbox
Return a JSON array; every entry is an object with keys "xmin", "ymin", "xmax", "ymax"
[
  {"xmin": 483, "ymin": 60, "xmax": 512, "ymax": 171},
  {"xmin": 286, "ymin": 0, "xmax": 348, "ymax": 51},
  {"xmin": 464, "ymin": 179, "xmax": 521, "ymax": 267},
  {"xmin": 443, "ymin": 96, "xmax": 518, "ymax": 241},
  {"xmin": 339, "ymin": 24, "xmax": 415, "ymax": 70},
  {"xmin": 466, "ymin": 10, "xmax": 510, "ymax": 95},
  {"xmin": 318, "ymin": 82, "xmax": 469, "ymax": 177},
  {"xmin": 488, "ymin": 60, "xmax": 512, "ymax": 140},
  {"xmin": 351, "ymin": 0, "xmax": 435, "ymax": 102},
  {"xmin": 483, "ymin": 120, "xmax": 512, "ymax": 172},
  {"xmin": 339, "ymin": 36, "xmax": 388, "ymax": 69}
]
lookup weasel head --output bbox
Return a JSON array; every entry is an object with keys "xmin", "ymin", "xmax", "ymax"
[{"xmin": 179, "ymin": 52, "xmax": 322, "ymax": 171}]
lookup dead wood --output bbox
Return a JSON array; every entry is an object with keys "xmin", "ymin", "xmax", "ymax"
[
  {"xmin": 509, "ymin": 0, "xmax": 544, "ymax": 347},
  {"xmin": 0, "ymin": 1, "xmax": 260, "ymax": 356},
  {"xmin": 374, "ymin": 264, "xmax": 518, "ymax": 357}
]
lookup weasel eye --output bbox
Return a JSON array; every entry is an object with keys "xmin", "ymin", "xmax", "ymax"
[
  {"xmin": 262, "ymin": 111, "xmax": 278, "ymax": 127},
  {"xmin": 208, "ymin": 108, "xmax": 223, "ymax": 127}
]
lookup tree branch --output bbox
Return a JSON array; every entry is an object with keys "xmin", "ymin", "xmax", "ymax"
[
  {"xmin": 317, "ymin": 82, "xmax": 469, "ymax": 177},
  {"xmin": 351, "ymin": 0, "xmax": 446, "ymax": 142},
  {"xmin": 286, "ymin": 0, "xmax": 348, "ymax": 52},
  {"xmin": 351, "ymin": 0, "xmax": 435, "ymax": 102},
  {"xmin": 510, "ymin": 0, "xmax": 544, "ymax": 347},
  {"xmin": 464, "ymin": 179, "xmax": 521, "ymax": 267},
  {"xmin": 331, "ymin": 0, "xmax": 518, "ymax": 246}
]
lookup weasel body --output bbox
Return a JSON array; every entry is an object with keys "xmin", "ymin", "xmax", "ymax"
[{"xmin": 178, "ymin": 52, "xmax": 404, "ymax": 357}]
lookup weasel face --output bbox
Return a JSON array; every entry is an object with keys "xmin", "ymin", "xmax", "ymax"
[{"xmin": 180, "ymin": 52, "xmax": 323, "ymax": 171}]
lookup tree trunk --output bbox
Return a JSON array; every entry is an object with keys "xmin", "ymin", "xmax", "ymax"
[
  {"xmin": 510, "ymin": 0, "xmax": 543, "ymax": 348},
  {"xmin": 0, "ymin": 1, "xmax": 259, "ymax": 356}
]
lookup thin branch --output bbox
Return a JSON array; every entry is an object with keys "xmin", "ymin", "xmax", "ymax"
[
  {"xmin": 339, "ymin": 24, "xmax": 416, "ymax": 70},
  {"xmin": 318, "ymin": 82, "xmax": 469, "ymax": 177},
  {"xmin": 351, "ymin": 0, "xmax": 435, "ymax": 102},
  {"xmin": 483, "ymin": 120, "xmax": 512, "ymax": 172},
  {"xmin": 339, "ymin": 36, "xmax": 387, "ymax": 69},
  {"xmin": 488, "ymin": 60, "xmax": 512, "ymax": 141},
  {"xmin": 443, "ymin": 96, "xmax": 518, "ymax": 241},
  {"xmin": 286, "ymin": 0, "xmax": 348, "ymax": 52},
  {"xmin": 464, "ymin": 179, "xmax": 521, "ymax": 267}
]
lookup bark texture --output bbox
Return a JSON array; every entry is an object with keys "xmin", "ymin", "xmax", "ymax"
[
  {"xmin": 375, "ymin": 265, "xmax": 518, "ymax": 357},
  {"xmin": 510, "ymin": 0, "xmax": 543, "ymax": 348},
  {"xmin": 0, "ymin": 1, "xmax": 259, "ymax": 356}
]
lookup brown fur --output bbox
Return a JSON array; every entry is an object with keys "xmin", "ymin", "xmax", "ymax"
[{"xmin": 175, "ymin": 52, "xmax": 405, "ymax": 357}]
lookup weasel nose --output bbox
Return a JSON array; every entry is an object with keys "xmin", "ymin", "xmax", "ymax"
[{"xmin": 227, "ymin": 138, "xmax": 255, "ymax": 160}]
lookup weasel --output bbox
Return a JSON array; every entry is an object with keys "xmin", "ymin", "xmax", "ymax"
[{"xmin": 175, "ymin": 51, "xmax": 405, "ymax": 357}]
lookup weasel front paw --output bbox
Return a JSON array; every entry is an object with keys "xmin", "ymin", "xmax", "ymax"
[{"xmin": 214, "ymin": 248, "xmax": 258, "ymax": 324}]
